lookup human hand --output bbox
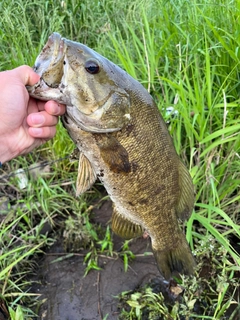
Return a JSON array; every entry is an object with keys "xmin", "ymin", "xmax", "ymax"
[{"xmin": 0, "ymin": 65, "xmax": 66, "ymax": 164}]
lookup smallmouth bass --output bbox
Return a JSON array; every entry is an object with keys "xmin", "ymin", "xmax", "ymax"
[{"xmin": 28, "ymin": 33, "xmax": 195, "ymax": 280}]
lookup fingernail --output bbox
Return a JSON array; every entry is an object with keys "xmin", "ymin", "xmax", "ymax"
[{"xmin": 54, "ymin": 103, "xmax": 61, "ymax": 115}]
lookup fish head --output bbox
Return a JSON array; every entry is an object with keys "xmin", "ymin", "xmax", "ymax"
[{"xmin": 28, "ymin": 33, "xmax": 131, "ymax": 133}]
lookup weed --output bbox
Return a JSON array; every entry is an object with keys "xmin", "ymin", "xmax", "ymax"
[
  {"xmin": 119, "ymin": 240, "xmax": 136, "ymax": 272},
  {"xmin": 97, "ymin": 226, "xmax": 114, "ymax": 256},
  {"xmin": 118, "ymin": 237, "xmax": 240, "ymax": 319},
  {"xmin": 83, "ymin": 248, "xmax": 102, "ymax": 276}
]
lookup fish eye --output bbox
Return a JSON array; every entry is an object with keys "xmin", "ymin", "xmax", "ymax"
[{"xmin": 85, "ymin": 59, "xmax": 100, "ymax": 74}]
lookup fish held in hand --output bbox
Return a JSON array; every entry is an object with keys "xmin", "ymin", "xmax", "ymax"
[{"xmin": 28, "ymin": 32, "xmax": 196, "ymax": 280}]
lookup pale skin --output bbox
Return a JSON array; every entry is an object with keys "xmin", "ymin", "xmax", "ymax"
[{"xmin": 0, "ymin": 65, "xmax": 66, "ymax": 164}]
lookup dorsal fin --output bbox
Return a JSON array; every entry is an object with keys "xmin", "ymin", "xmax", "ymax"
[{"xmin": 176, "ymin": 160, "xmax": 195, "ymax": 220}]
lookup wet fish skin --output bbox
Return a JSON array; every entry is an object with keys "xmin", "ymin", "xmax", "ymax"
[{"xmin": 28, "ymin": 33, "xmax": 195, "ymax": 280}]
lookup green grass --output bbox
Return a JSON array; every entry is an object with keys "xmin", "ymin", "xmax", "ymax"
[{"xmin": 0, "ymin": 0, "xmax": 239, "ymax": 318}]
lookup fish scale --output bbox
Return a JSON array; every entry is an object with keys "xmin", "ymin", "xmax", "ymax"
[{"xmin": 28, "ymin": 32, "xmax": 196, "ymax": 280}]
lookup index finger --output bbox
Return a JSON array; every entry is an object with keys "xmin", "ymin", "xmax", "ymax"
[
  {"xmin": 31, "ymin": 99, "xmax": 66, "ymax": 115},
  {"xmin": 44, "ymin": 100, "xmax": 66, "ymax": 116},
  {"xmin": 12, "ymin": 65, "xmax": 40, "ymax": 86}
]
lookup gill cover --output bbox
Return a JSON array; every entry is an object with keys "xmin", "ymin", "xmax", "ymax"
[{"xmin": 61, "ymin": 42, "xmax": 131, "ymax": 133}]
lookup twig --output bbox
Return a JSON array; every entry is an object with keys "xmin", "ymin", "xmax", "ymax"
[{"xmin": 97, "ymin": 272, "xmax": 103, "ymax": 320}]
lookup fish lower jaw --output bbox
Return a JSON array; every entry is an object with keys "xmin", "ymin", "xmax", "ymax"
[{"xmin": 30, "ymin": 84, "xmax": 69, "ymax": 105}]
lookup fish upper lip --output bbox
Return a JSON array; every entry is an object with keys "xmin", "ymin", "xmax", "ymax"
[
  {"xmin": 31, "ymin": 33, "xmax": 67, "ymax": 90},
  {"xmin": 49, "ymin": 35, "xmax": 66, "ymax": 66},
  {"xmin": 33, "ymin": 33, "xmax": 66, "ymax": 76},
  {"xmin": 46, "ymin": 32, "xmax": 62, "ymax": 54},
  {"xmin": 50, "ymin": 33, "xmax": 67, "ymax": 61}
]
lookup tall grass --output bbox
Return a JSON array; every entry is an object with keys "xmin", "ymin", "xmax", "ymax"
[
  {"xmin": 0, "ymin": 0, "xmax": 239, "ymax": 318},
  {"xmin": 106, "ymin": 0, "xmax": 240, "ymax": 263}
]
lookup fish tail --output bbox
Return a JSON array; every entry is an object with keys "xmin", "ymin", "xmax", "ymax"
[{"xmin": 152, "ymin": 233, "xmax": 195, "ymax": 280}]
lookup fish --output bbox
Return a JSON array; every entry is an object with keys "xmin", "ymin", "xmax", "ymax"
[{"xmin": 27, "ymin": 32, "xmax": 195, "ymax": 280}]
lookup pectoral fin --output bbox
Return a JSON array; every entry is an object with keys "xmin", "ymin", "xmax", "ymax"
[
  {"xmin": 112, "ymin": 206, "xmax": 144, "ymax": 239},
  {"xmin": 76, "ymin": 152, "xmax": 96, "ymax": 196},
  {"xmin": 176, "ymin": 160, "xmax": 195, "ymax": 220},
  {"xmin": 95, "ymin": 135, "xmax": 131, "ymax": 174}
]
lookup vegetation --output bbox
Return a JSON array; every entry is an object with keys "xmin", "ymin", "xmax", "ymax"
[{"xmin": 0, "ymin": 0, "xmax": 239, "ymax": 319}]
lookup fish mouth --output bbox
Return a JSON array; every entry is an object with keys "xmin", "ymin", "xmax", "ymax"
[
  {"xmin": 33, "ymin": 33, "xmax": 66, "ymax": 88},
  {"xmin": 27, "ymin": 33, "xmax": 69, "ymax": 103}
]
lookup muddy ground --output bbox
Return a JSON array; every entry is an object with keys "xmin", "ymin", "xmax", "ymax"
[
  {"xmin": 1, "ymin": 197, "xmax": 239, "ymax": 319},
  {"xmin": 32, "ymin": 201, "xmax": 161, "ymax": 320}
]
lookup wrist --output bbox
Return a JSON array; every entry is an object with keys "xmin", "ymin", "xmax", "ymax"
[{"xmin": 0, "ymin": 151, "xmax": 16, "ymax": 164}]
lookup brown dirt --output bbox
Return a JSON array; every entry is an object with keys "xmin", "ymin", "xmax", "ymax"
[{"xmin": 32, "ymin": 201, "xmax": 160, "ymax": 320}]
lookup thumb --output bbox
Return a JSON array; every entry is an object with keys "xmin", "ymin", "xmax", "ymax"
[{"xmin": 12, "ymin": 65, "xmax": 40, "ymax": 86}]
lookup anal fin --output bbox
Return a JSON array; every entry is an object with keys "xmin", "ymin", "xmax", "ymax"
[
  {"xmin": 111, "ymin": 206, "xmax": 143, "ymax": 239},
  {"xmin": 76, "ymin": 152, "xmax": 96, "ymax": 196}
]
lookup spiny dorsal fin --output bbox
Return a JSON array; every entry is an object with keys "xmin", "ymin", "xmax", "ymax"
[
  {"xmin": 111, "ymin": 206, "xmax": 144, "ymax": 239},
  {"xmin": 76, "ymin": 152, "xmax": 96, "ymax": 196},
  {"xmin": 176, "ymin": 160, "xmax": 195, "ymax": 220}
]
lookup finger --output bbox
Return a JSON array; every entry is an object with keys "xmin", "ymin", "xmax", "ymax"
[
  {"xmin": 28, "ymin": 126, "xmax": 57, "ymax": 139},
  {"xmin": 27, "ymin": 97, "xmax": 43, "ymax": 114},
  {"xmin": 44, "ymin": 100, "xmax": 66, "ymax": 115},
  {"xmin": 27, "ymin": 98, "xmax": 47, "ymax": 114},
  {"xmin": 29, "ymin": 100, "xmax": 66, "ymax": 114},
  {"xmin": 12, "ymin": 65, "xmax": 40, "ymax": 86},
  {"xmin": 27, "ymin": 111, "xmax": 58, "ymax": 128}
]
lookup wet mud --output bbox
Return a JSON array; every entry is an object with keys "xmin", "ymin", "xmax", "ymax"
[{"xmin": 32, "ymin": 201, "xmax": 160, "ymax": 320}]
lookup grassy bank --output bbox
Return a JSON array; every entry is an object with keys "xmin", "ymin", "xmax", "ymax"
[{"xmin": 0, "ymin": 0, "xmax": 239, "ymax": 318}]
